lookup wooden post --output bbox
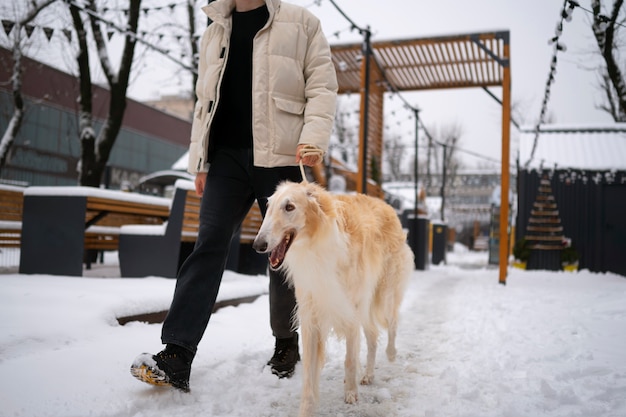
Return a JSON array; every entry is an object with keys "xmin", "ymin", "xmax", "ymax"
[
  {"xmin": 356, "ymin": 39, "xmax": 384, "ymax": 197},
  {"xmin": 357, "ymin": 28, "xmax": 371, "ymax": 195},
  {"xmin": 499, "ymin": 40, "xmax": 511, "ymax": 285}
]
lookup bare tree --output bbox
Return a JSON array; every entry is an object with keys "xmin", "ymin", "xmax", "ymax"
[
  {"xmin": 186, "ymin": 0, "xmax": 200, "ymax": 102},
  {"xmin": 591, "ymin": 0, "xmax": 626, "ymax": 121},
  {"xmin": 331, "ymin": 99, "xmax": 358, "ymax": 166},
  {"xmin": 428, "ymin": 122, "xmax": 463, "ymax": 195},
  {"xmin": 0, "ymin": 0, "xmax": 56, "ymax": 174},
  {"xmin": 428, "ymin": 123, "xmax": 463, "ymax": 221},
  {"xmin": 382, "ymin": 131, "xmax": 406, "ymax": 182},
  {"xmin": 68, "ymin": 0, "xmax": 142, "ymax": 187},
  {"xmin": 140, "ymin": 0, "xmax": 200, "ymax": 102},
  {"xmin": 442, "ymin": 125, "xmax": 462, "ymax": 191},
  {"xmin": 2, "ymin": 0, "xmax": 201, "ymax": 184}
]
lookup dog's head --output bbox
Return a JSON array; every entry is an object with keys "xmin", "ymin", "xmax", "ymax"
[{"xmin": 252, "ymin": 181, "xmax": 335, "ymax": 270}]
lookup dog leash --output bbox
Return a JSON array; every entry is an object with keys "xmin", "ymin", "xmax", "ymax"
[{"xmin": 298, "ymin": 145, "xmax": 323, "ymax": 184}]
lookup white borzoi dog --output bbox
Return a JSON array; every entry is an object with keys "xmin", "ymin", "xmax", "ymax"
[{"xmin": 253, "ymin": 181, "xmax": 413, "ymax": 417}]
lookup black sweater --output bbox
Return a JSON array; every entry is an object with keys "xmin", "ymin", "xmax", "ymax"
[{"xmin": 210, "ymin": 5, "xmax": 269, "ymax": 150}]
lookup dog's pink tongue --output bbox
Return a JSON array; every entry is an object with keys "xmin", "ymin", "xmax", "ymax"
[
  {"xmin": 270, "ymin": 240, "xmax": 287, "ymax": 268},
  {"xmin": 269, "ymin": 251, "xmax": 280, "ymax": 268}
]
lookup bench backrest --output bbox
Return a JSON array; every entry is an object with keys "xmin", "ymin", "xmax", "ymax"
[
  {"xmin": 176, "ymin": 191, "xmax": 261, "ymax": 243},
  {"xmin": 181, "ymin": 189, "xmax": 201, "ymax": 242},
  {"xmin": 0, "ymin": 186, "xmax": 25, "ymax": 247},
  {"xmin": 240, "ymin": 204, "xmax": 263, "ymax": 244},
  {"xmin": 86, "ymin": 198, "xmax": 166, "ymax": 228},
  {"xmin": 0, "ymin": 186, "xmax": 25, "ymax": 222},
  {"xmin": 170, "ymin": 179, "xmax": 261, "ymax": 244}
]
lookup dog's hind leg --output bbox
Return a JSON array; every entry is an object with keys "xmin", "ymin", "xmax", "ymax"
[
  {"xmin": 380, "ymin": 285, "xmax": 400, "ymax": 362},
  {"xmin": 385, "ymin": 314, "xmax": 398, "ymax": 362},
  {"xmin": 384, "ymin": 251, "xmax": 412, "ymax": 362},
  {"xmin": 361, "ymin": 325, "xmax": 378, "ymax": 385},
  {"xmin": 344, "ymin": 325, "xmax": 361, "ymax": 404}
]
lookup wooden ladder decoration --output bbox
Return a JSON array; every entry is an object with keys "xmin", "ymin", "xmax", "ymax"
[{"xmin": 524, "ymin": 174, "xmax": 565, "ymax": 250}]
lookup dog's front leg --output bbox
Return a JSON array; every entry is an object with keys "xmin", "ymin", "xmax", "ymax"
[
  {"xmin": 298, "ymin": 321, "xmax": 324, "ymax": 417},
  {"xmin": 344, "ymin": 325, "xmax": 360, "ymax": 404}
]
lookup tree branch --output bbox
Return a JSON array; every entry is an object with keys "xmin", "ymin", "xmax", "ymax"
[
  {"xmin": 592, "ymin": 0, "xmax": 626, "ymax": 121},
  {"xmin": 116, "ymin": 0, "xmax": 141, "ymax": 89},
  {"xmin": 86, "ymin": 0, "xmax": 115, "ymax": 85},
  {"xmin": 20, "ymin": 0, "xmax": 57, "ymax": 25}
]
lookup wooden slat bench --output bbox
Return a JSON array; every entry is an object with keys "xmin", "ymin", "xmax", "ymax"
[
  {"xmin": 240, "ymin": 204, "xmax": 263, "ymax": 244},
  {"xmin": 236, "ymin": 202, "xmax": 268, "ymax": 275},
  {"xmin": 119, "ymin": 179, "xmax": 266, "ymax": 278},
  {"xmin": 118, "ymin": 180, "xmax": 201, "ymax": 278},
  {"xmin": 180, "ymin": 188, "xmax": 201, "ymax": 243},
  {"xmin": 19, "ymin": 186, "xmax": 171, "ymax": 276},
  {"xmin": 0, "ymin": 185, "xmax": 25, "ymax": 248},
  {"xmin": 12, "ymin": 181, "xmax": 265, "ymax": 277},
  {"xmin": 0, "ymin": 184, "xmax": 169, "ymax": 255},
  {"xmin": 83, "ymin": 196, "xmax": 169, "ymax": 260}
]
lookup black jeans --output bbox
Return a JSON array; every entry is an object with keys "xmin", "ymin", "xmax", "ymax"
[{"xmin": 161, "ymin": 147, "xmax": 302, "ymax": 354}]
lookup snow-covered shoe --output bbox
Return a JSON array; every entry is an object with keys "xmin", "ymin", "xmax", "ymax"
[
  {"xmin": 267, "ymin": 333, "xmax": 300, "ymax": 378},
  {"xmin": 130, "ymin": 344, "xmax": 193, "ymax": 392}
]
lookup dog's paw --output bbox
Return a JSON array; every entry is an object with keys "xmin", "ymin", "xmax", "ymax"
[
  {"xmin": 386, "ymin": 345, "xmax": 397, "ymax": 362},
  {"xmin": 360, "ymin": 374, "xmax": 374, "ymax": 385},
  {"xmin": 344, "ymin": 390, "xmax": 358, "ymax": 404}
]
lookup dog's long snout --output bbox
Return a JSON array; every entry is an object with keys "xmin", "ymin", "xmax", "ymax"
[{"xmin": 252, "ymin": 237, "xmax": 268, "ymax": 254}]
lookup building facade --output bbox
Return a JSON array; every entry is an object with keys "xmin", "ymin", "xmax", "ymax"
[{"xmin": 0, "ymin": 46, "xmax": 190, "ymax": 189}]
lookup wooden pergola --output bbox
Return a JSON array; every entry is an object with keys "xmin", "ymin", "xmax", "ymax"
[{"xmin": 329, "ymin": 30, "xmax": 511, "ymax": 284}]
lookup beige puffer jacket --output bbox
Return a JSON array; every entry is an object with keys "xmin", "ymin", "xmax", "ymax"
[{"xmin": 187, "ymin": 0, "xmax": 338, "ymax": 173}]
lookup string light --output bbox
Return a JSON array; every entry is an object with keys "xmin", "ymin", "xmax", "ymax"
[
  {"xmin": 3, "ymin": 0, "xmax": 505, "ymax": 176},
  {"xmin": 300, "ymin": 0, "xmax": 322, "ymax": 8},
  {"xmin": 63, "ymin": 0, "xmax": 197, "ymax": 73},
  {"xmin": 568, "ymin": 0, "xmax": 626, "ymax": 29},
  {"xmin": 525, "ymin": 0, "xmax": 576, "ymax": 169}
]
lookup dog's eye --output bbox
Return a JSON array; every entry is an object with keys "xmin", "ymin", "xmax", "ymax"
[{"xmin": 285, "ymin": 203, "xmax": 295, "ymax": 212}]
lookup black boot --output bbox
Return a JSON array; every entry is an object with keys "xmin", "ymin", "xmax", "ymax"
[
  {"xmin": 130, "ymin": 344, "xmax": 194, "ymax": 392},
  {"xmin": 267, "ymin": 333, "xmax": 300, "ymax": 378}
]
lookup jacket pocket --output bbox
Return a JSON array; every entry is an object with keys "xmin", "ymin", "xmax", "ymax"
[
  {"xmin": 272, "ymin": 94, "xmax": 305, "ymax": 155},
  {"xmin": 273, "ymin": 95, "xmax": 305, "ymax": 115}
]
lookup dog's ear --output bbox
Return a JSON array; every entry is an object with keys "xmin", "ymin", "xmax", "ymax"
[
  {"xmin": 303, "ymin": 182, "xmax": 323, "ymax": 210},
  {"xmin": 304, "ymin": 182, "xmax": 327, "ymax": 205},
  {"xmin": 304, "ymin": 182, "xmax": 319, "ymax": 200},
  {"xmin": 304, "ymin": 182, "xmax": 336, "ymax": 218}
]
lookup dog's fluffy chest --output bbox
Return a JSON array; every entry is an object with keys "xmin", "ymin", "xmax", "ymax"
[{"xmin": 285, "ymin": 244, "xmax": 370, "ymax": 333}]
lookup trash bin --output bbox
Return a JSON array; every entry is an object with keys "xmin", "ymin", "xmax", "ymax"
[
  {"xmin": 407, "ymin": 215, "xmax": 429, "ymax": 270},
  {"xmin": 431, "ymin": 222, "xmax": 447, "ymax": 265}
]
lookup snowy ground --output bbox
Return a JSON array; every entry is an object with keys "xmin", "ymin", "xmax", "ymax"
[{"xmin": 0, "ymin": 248, "xmax": 625, "ymax": 417}]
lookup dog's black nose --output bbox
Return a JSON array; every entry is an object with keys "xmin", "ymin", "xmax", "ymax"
[{"xmin": 252, "ymin": 239, "xmax": 267, "ymax": 253}]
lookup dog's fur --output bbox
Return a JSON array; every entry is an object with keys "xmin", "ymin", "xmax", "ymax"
[{"xmin": 253, "ymin": 181, "xmax": 413, "ymax": 416}]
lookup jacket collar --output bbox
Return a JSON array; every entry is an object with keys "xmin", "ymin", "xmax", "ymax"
[{"xmin": 202, "ymin": 0, "xmax": 280, "ymax": 26}]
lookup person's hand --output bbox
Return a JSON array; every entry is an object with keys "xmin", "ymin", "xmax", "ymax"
[
  {"xmin": 296, "ymin": 144, "xmax": 323, "ymax": 166},
  {"xmin": 195, "ymin": 172, "xmax": 207, "ymax": 197}
]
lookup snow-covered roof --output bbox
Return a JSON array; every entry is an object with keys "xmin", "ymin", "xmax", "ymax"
[
  {"xmin": 381, "ymin": 181, "xmax": 428, "ymax": 214},
  {"xmin": 171, "ymin": 151, "xmax": 189, "ymax": 171},
  {"xmin": 137, "ymin": 169, "xmax": 194, "ymax": 186},
  {"xmin": 519, "ymin": 123, "xmax": 626, "ymax": 171}
]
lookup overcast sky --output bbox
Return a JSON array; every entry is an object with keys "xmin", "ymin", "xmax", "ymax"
[
  {"xmin": 1, "ymin": 0, "xmax": 618, "ymax": 169},
  {"xmin": 294, "ymin": 0, "xmax": 616, "ymax": 168},
  {"xmin": 126, "ymin": 0, "xmax": 616, "ymax": 169}
]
